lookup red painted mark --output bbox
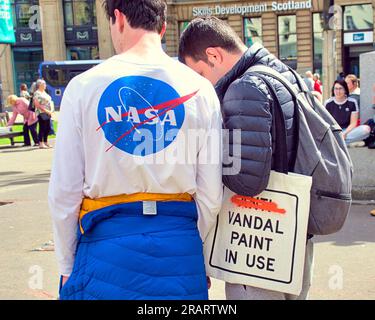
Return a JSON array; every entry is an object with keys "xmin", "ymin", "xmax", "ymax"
[{"xmin": 231, "ymin": 195, "xmax": 286, "ymax": 214}]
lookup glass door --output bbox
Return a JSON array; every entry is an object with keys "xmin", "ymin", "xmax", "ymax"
[{"xmin": 12, "ymin": 47, "xmax": 43, "ymax": 93}]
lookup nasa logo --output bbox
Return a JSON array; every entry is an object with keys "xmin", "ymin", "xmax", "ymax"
[{"xmin": 97, "ymin": 76, "xmax": 197, "ymax": 155}]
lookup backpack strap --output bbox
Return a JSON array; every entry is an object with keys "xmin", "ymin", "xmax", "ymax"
[
  {"xmin": 287, "ymin": 67, "xmax": 323, "ymax": 112},
  {"xmin": 287, "ymin": 66, "xmax": 310, "ymax": 93},
  {"xmin": 248, "ymin": 65, "xmax": 300, "ymax": 172},
  {"xmin": 249, "ymin": 65, "xmax": 300, "ymax": 96}
]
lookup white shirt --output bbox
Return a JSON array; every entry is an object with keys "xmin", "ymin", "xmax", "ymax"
[{"xmin": 48, "ymin": 55, "xmax": 223, "ymax": 276}]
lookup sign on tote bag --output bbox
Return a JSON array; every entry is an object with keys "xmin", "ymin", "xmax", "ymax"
[{"xmin": 204, "ymin": 171, "xmax": 312, "ymax": 296}]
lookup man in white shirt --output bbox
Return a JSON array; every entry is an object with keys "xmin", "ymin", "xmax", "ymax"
[{"xmin": 48, "ymin": 0, "xmax": 223, "ymax": 300}]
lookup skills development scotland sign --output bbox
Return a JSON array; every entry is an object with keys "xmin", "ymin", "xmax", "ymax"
[
  {"xmin": 0, "ymin": 0, "xmax": 15, "ymax": 44},
  {"xmin": 193, "ymin": 0, "xmax": 312, "ymax": 16}
]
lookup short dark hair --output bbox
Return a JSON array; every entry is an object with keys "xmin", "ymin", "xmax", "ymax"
[
  {"xmin": 20, "ymin": 83, "xmax": 28, "ymax": 91},
  {"xmin": 332, "ymin": 80, "xmax": 350, "ymax": 97},
  {"xmin": 178, "ymin": 16, "xmax": 244, "ymax": 63},
  {"xmin": 103, "ymin": 0, "xmax": 166, "ymax": 33}
]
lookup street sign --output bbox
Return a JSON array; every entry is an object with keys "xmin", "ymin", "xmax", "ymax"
[{"xmin": 0, "ymin": 0, "xmax": 15, "ymax": 44}]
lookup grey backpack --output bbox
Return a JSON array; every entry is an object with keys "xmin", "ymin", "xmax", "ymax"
[{"xmin": 248, "ymin": 65, "xmax": 353, "ymax": 235}]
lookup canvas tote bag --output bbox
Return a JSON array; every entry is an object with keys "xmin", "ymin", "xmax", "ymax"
[
  {"xmin": 204, "ymin": 75, "xmax": 312, "ymax": 295},
  {"xmin": 204, "ymin": 171, "xmax": 312, "ymax": 295}
]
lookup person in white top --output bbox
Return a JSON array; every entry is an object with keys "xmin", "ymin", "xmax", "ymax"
[{"xmin": 48, "ymin": 0, "xmax": 223, "ymax": 300}]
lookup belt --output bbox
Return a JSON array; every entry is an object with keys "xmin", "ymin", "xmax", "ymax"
[{"xmin": 79, "ymin": 192, "xmax": 193, "ymax": 234}]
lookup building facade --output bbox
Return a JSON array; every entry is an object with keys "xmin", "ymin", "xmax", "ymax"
[
  {"xmin": 0, "ymin": 0, "xmax": 374, "ymax": 102},
  {"xmin": 0, "ymin": 0, "xmax": 114, "ymax": 100},
  {"xmin": 165, "ymin": 0, "xmax": 375, "ymax": 78}
]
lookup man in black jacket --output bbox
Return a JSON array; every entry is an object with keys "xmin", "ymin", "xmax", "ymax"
[{"xmin": 179, "ymin": 16, "xmax": 313, "ymax": 300}]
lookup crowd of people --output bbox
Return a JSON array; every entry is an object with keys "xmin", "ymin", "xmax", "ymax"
[
  {"xmin": 303, "ymin": 70, "xmax": 371, "ymax": 147},
  {"xmin": 6, "ymin": 79, "xmax": 55, "ymax": 149}
]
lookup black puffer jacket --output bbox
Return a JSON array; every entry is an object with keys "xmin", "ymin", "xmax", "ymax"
[{"xmin": 216, "ymin": 43, "xmax": 299, "ymax": 196}]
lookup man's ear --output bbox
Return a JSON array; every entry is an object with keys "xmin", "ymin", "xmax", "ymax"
[
  {"xmin": 205, "ymin": 47, "xmax": 223, "ymax": 66},
  {"xmin": 114, "ymin": 9, "xmax": 125, "ymax": 33}
]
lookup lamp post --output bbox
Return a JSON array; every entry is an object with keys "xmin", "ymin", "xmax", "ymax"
[{"xmin": 322, "ymin": 0, "xmax": 337, "ymax": 101}]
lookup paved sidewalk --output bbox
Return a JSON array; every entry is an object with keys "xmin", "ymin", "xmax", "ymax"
[{"xmin": 0, "ymin": 142, "xmax": 374, "ymax": 300}]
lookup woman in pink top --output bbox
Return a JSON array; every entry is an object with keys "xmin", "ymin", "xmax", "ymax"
[{"xmin": 6, "ymin": 94, "xmax": 39, "ymax": 146}]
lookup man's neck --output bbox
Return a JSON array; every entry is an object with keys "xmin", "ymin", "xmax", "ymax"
[
  {"xmin": 116, "ymin": 30, "xmax": 168, "ymax": 63},
  {"xmin": 225, "ymin": 45, "xmax": 248, "ymax": 73}
]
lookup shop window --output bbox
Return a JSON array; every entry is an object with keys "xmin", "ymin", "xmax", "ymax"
[
  {"xmin": 12, "ymin": 47, "xmax": 43, "ymax": 92},
  {"xmin": 43, "ymin": 68, "xmax": 68, "ymax": 87},
  {"xmin": 343, "ymin": 4, "xmax": 373, "ymax": 31},
  {"xmin": 11, "ymin": 0, "xmax": 40, "ymax": 29},
  {"xmin": 313, "ymin": 12, "xmax": 324, "ymax": 76},
  {"xmin": 278, "ymin": 15, "xmax": 297, "ymax": 69},
  {"xmin": 67, "ymin": 45, "xmax": 99, "ymax": 60},
  {"xmin": 63, "ymin": 0, "xmax": 97, "ymax": 27},
  {"xmin": 243, "ymin": 17, "xmax": 262, "ymax": 47}
]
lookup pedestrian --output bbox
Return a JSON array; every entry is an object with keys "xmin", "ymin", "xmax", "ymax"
[
  {"xmin": 337, "ymin": 71, "xmax": 345, "ymax": 81},
  {"xmin": 303, "ymin": 71, "xmax": 315, "ymax": 92},
  {"xmin": 48, "ymin": 0, "xmax": 223, "ymax": 300},
  {"xmin": 313, "ymin": 73, "xmax": 322, "ymax": 95},
  {"xmin": 33, "ymin": 79, "xmax": 53, "ymax": 149},
  {"xmin": 345, "ymin": 74, "xmax": 361, "ymax": 109},
  {"xmin": 179, "ymin": 16, "xmax": 313, "ymax": 300},
  {"xmin": 324, "ymin": 80, "xmax": 370, "ymax": 147},
  {"xmin": 19, "ymin": 83, "xmax": 31, "ymax": 101},
  {"xmin": 30, "ymin": 81, "xmax": 37, "ymax": 95},
  {"xmin": 44, "ymin": 84, "xmax": 56, "ymax": 136},
  {"xmin": 6, "ymin": 94, "xmax": 39, "ymax": 147}
]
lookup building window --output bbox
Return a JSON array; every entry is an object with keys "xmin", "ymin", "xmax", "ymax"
[
  {"xmin": 12, "ymin": 47, "xmax": 43, "ymax": 92},
  {"xmin": 12, "ymin": 0, "xmax": 40, "ymax": 29},
  {"xmin": 178, "ymin": 21, "xmax": 189, "ymax": 38},
  {"xmin": 63, "ymin": 0, "xmax": 97, "ymax": 27},
  {"xmin": 278, "ymin": 15, "xmax": 297, "ymax": 69},
  {"xmin": 243, "ymin": 17, "xmax": 262, "ymax": 47},
  {"xmin": 67, "ymin": 45, "xmax": 99, "ymax": 60},
  {"xmin": 313, "ymin": 12, "xmax": 324, "ymax": 76},
  {"xmin": 343, "ymin": 4, "xmax": 373, "ymax": 31}
]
